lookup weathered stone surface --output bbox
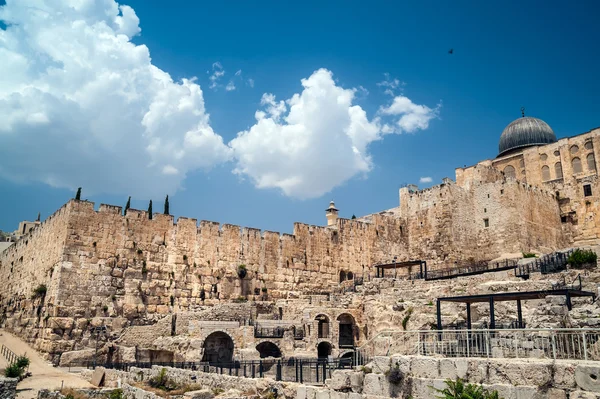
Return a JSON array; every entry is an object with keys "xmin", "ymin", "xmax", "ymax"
[
  {"xmin": 0, "ymin": 377, "xmax": 17, "ymax": 399},
  {"xmin": 59, "ymin": 349, "xmax": 96, "ymax": 367},
  {"xmin": 576, "ymin": 364, "xmax": 600, "ymax": 392},
  {"xmin": 90, "ymin": 368, "xmax": 105, "ymax": 387}
]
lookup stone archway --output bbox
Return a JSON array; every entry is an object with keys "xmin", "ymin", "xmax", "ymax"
[
  {"xmin": 201, "ymin": 331, "xmax": 234, "ymax": 364},
  {"xmin": 256, "ymin": 341, "xmax": 282, "ymax": 359},
  {"xmin": 317, "ymin": 341, "xmax": 332, "ymax": 359}
]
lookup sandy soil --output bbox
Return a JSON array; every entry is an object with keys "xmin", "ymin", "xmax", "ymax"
[{"xmin": 0, "ymin": 330, "xmax": 92, "ymax": 399}]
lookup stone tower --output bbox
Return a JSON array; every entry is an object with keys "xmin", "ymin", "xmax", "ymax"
[{"xmin": 325, "ymin": 201, "xmax": 339, "ymax": 226}]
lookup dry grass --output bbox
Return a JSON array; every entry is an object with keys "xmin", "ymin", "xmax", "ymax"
[
  {"xmin": 60, "ymin": 388, "xmax": 90, "ymax": 399},
  {"xmin": 131, "ymin": 381, "xmax": 205, "ymax": 398}
]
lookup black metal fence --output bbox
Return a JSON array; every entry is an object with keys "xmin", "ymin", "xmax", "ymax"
[
  {"xmin": 254, "ymin": 325, "xmax": 285, "ymax": 339},
  {"xmin": 90, "ymin": 357, "xmax": 353, "ymax": 384},
  {"xmin": 515, "ymin": 250, "xmax": 572, "ymax": 278},
  {"xmin": 425, "ymin": 258, "xmax": 519, "ymax": 281}
]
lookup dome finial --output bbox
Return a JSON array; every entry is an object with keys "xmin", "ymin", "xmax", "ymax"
[{"xmin": 521, "ymin": 107, "xmax": 525, "ymax": 118}]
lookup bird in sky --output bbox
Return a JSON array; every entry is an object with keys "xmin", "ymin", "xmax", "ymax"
[{"xmin": 448, "ymin": 48, "xmax": 454, "ymax": 54}]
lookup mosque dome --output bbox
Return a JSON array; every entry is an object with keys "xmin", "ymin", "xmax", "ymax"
[{"xmin": 498, "ymin": 116, "xmax": 556, "ymax": 157}]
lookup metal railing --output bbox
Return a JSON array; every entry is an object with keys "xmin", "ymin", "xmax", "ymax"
[
  {"xmin": 515, "ymin": 250, "xmax": 573, "ymax": 278},
  {"xmin": 425, "ymin": 258, "xmax": 519, "ymax": 281},
  {"xmin": 91, "ymin": 357, "xmax": 353, "ymax": 384},
  {"xmin": 354, "ymin": 328, "xmax": 600, "ymax": 365},
  {"xmin": 1, "ymin": 344, "xmax": 18, "ymax": 364},
  {"xmin": 254, "ymin": 325, "xmax": 285, "ymax": 339}
]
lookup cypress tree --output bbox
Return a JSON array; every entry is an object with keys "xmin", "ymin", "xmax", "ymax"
[
  {"xmin": 36, "ymin": 212, "xmax": 40, "ymax": 222},
  {"xmin": 352, "ymin": 214, "xmax": 356, "ymax": 219},
  {"xmin": 124, "ymin": 196, "xmax": 131, "ymax": 216},
  {"xmin": 75, "ymin": 187, "xmax": 82, "ymax": 200},
  {"xmin": 164, "ymin": 195, "xmax": 170, "ymax": 215},
  {"xmin": 148, "ymin": 200, "xmax": 153, "ymax": 220}
]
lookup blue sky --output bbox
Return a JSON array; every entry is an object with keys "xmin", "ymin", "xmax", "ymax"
[{"xmin": 1, "ymin": 0, "xmax": 599, "ymax": 234}]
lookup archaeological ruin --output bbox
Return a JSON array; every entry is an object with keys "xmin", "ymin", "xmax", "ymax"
[{"xmin": 3, "ymin": 115, "xmax": 600, "ymax": 398}]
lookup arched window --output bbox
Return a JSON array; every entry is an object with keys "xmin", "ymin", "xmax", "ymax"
[
  {"xmin": 555, "ymin": 162, "xmax": 563, "ymax": 179},
  {"xmin": 339, "ymin": 270, "xmax": 346, "ymax": 283},
  {"xmin": 541, "ymin": 166, "xmax": 550, "ymax": 181},
  {"xmin": 571, "ymin": 145, "xmax": 579, "ymax": 154},
  {"xmin": 587, "ymin": 153, "xmax": 596, "ymax": 171},
  {"xmin": 347, "ymin": 271, "xmax": 354, "ymax": 280},
  {"xmin": 503, "ymin": 165, "xmax": 516, "ymax": 179},
  {"xmin": 572, "ymin": 157, "xmax": 583, "ymax": 174},
  {"xmin": 315, "ymin": 314, "xmax": 330, "ymax": 338}
]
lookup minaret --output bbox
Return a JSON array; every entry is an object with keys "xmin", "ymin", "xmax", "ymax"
[{"xmin": 325, "ymin": 201, "xmax": 339, "ymax": 226}]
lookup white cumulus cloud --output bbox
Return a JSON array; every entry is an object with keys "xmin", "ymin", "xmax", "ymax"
[
  {"xmin": 0, "ymin": 0, "xmax": 231, "ymax": 196},
  {"xmin": 379, "ymin": 96, "xmax": 441, "ymax": 134},
  {"xmin": 419, "ymin": 176, "xmax": 433, "ymax": 183},
  {"xmin": 229, "ymin": 69, "xmax": 382, "ymax": 199}
]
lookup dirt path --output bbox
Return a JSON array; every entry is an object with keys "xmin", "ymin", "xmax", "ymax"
[{"xmin": 0, "ymin": 330, "xmax": 92, "ymax": 399}]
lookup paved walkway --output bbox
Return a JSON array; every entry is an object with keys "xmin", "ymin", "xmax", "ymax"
[{"xmin": 0, "ymin": 330, "xmax": 92, "ymax": 399}]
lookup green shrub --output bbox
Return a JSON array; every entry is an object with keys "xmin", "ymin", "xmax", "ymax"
[
  {"xmin": 435, "ymin": 378, "xmax": 501, "ymax": 399},
  {"xmin": 237, "ymin": 264, "xmax": 247, "ymax": 279},
  {"xmin": 359, "ymin": 365, "xmax": 372, "ymax": 374},
  {"xmin": 183, "ymin": 254, "xmax": 188, "ymax": 261},
  {"xmin": 108, "ymin": 388, "xmax": 124, "ymax": 399},
  {"xmin": 148, "ymin": 368, "xmax": 178, "ymax": 391},
  {"xmin": 103, "ymin": 305, "xmax": 108, "ymax": 313},
  {"xmin": 568, "ymin": 249, "xmax": 598, "ymax": 268},
  {"xmin": 137, "ymin": 249, "xmax": 143, "ymax": 255},
  {"xmin": 261, "ymin": 287, "xmax": 268, "ymax": 293},
  {"xmin": 15, "ymin": 355, "xmax": 30, "ymax": 369},
  {"xmin": 4, "ymin": 363, "xmax": 23, "ymax": 378},
  {"xmin": 402, "ymin": 307, "xmax": 413, "ymax": 330},
  {"xmin": 32, "ymin": 284, "xmax": 47, "ymax": 299},
  {"xmin": 522, "ymin": 252, "xmax": 537, "ymax": 258},
  {"xmin": 234, "ymin": 296, "xmax": 248, "ymax": 303}
]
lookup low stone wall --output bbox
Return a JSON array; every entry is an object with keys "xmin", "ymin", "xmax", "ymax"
[
  {"xmin": 0, "ymin": 377, "xmax": 17, "ymax": 399},
  {"xmin": 293, "ymin": 355, "xmax": 600, "ymax": 399}
]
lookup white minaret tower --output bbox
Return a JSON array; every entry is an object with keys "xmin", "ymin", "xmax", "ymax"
[{"xmin": 325, "ymin": 200, "xmax": 339, "ymax": 226}]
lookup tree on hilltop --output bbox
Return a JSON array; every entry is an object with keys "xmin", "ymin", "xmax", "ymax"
[
  {"xmin": 36, "ymin": 212, "xmax": 40, "ymax": 222},
  {"xmin": 124, "ymin": 196, "xmax": 131, "ymax": 216},
  {"xmin": 164, "ymin": 195, "xmax": 170, "ymax": 215},
  {"xmin": 75, "ymin": 187, "xmax": 82, "ymax": 200},
  {"xmin": 148, "ymin": 200, "xmax": 153, "ymax": 220}
]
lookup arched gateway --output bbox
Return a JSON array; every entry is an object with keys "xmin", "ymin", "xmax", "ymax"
[{"xmin": 201, "ymin": 331, "xmax": 234, "ymax": 364}]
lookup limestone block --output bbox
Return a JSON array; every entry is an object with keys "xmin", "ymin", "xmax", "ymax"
[
  {"xmin": 488, "ymin": 360, "xmax": 551, "ymax": 386},
  {"xmin": 439, "ymin": 358, "xmax": 468, "ymax": 380},
  {"xmin": 570, "ymin": 390, "xmax": 600, "ymax": 399},
  {"xmin": 348, "ymin": 372, "xmax": 364, "ymax": 393},
  {"xmin": 370, "ymin": 356, "xmax": 391, "ymax": 374},
  {"xmin": 305, "ymin": 386, "xmax": 318, "ymax": 399},
  {"xmin": 328, "ymin": 391, "xmax": 348, "ymax": 399},
  {"xmin": 576, "ymin": 364, "xmax": 600, "ymax": 392},
  {"xmin": 297, "ymin": 386, "xmax": 307, "ymax": 399},
  {"xmin": 362, "ymin": 373, "xmax": 388, "ymax": 396},
  {"xmin": 347, "ymin": 393, "xmax": 361, "ymax": 399},
  {"xmin": 59, "ymin": 348, "xmax": 96, "ymax": 367},
  {"xmin": 410, "ymin": 377, "xmax": 446, "ymax": 399},
  {"xmin": 554, "ymin": 362, "xmax": 577, "ymax": 389},
  {"xmin": 327, "ymin": 370, "xmax": 351, "ymax": 390},
  {"xmin": 183, "ymin": 389, "xmax": 214, "ymax": 399},
  {"xmin": 315, "ymin": 388, "xmax": 330, "ymax": 399},
  {"xmin": 390, "ymin": 355, "xmax": 411, "ymax": 375},
  {"xmin": 50, "ymin": 317, "xmax": 75, "ymax": 330},
  {"xmin": 410, "ymin": 357, "xmax": 439, "ymax": 379}
]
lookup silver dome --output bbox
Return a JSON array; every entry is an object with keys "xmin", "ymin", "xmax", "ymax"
[{"xmin": 498, "ymin": 116, "xmax": 556, "ymax": 156}]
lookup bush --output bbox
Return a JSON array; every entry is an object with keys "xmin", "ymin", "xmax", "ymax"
[
  {"xmin": 32, "ymin": 284, "xmax": 47, "ymax": 299},
  {"xmin": 234, "ymin": 296, "xmax": 248, "ymax": 303},
  {"xmin": 522, "ymin": 252, "xmax": 536, "ymax": 258},
  {"xmin": 183, "ymin": 254, "xmax": 188, "ymax": 261},
  {"xmin": 148, "ymin": 368, "xmax": 179, "ymax": 391},
  {"xmin": 142, "ymin": 261, "xmax": 147, "ymax": 274},
  {"xmin": 15, "ymin": 355, "xmax": 30, "ymax": 369},
  {"xmin": 4, "ymin": 363, "xmax": 23, "ymax": 378},
  {"xmin": 262, "ymin": 287, "xmax": 268, "ymax": 293},
  {"xmin": 237, "ymin": 264, "xmax": 247, "ymax": 279},
  {"xmin": 402, "ymin": 307, "xmax": 413, "ymax": 330},
  {"xmin": 108, "ymin": 389, "xmax": 124, "ymax": 399},
  {"xmin": 386, "ymin": 364, "xmax": 403, "ymax": 384},
  {"xmin": 568, "ymin": 249, "xmax": 598, "ymax": 268},
  {"xmin": 137, "ymin": 249, "xmax": 143, "ymax": 255},
  {"xmin": 435, "ymin": 378, "xmax": 501, "ymax": 399}
]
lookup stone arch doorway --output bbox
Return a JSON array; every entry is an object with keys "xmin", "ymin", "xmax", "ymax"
[
  {"xmin": 337, "ymin": 313, "xmax": 356, "ymax": 348},
  {"xmin": 201, "ymin": 331, "xmax": 234, "ymax": 364},
  {"xmin": 317, "ymin": 342, "xmax": 332, "ymax": 359},
  {"xmin": 339, "ymin": 350, "xmax": 354, "ymax": 366},
  {"xmin": 339, "ymin": 270, "xmax": 347, "ymax": 283},
  {"xmin": 256, "ymin": 341, "xmax": 282, "ymax": 359},
  {"xmin": 315, "ymin": 314, "xmax": 330, "ymax": 338}
]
